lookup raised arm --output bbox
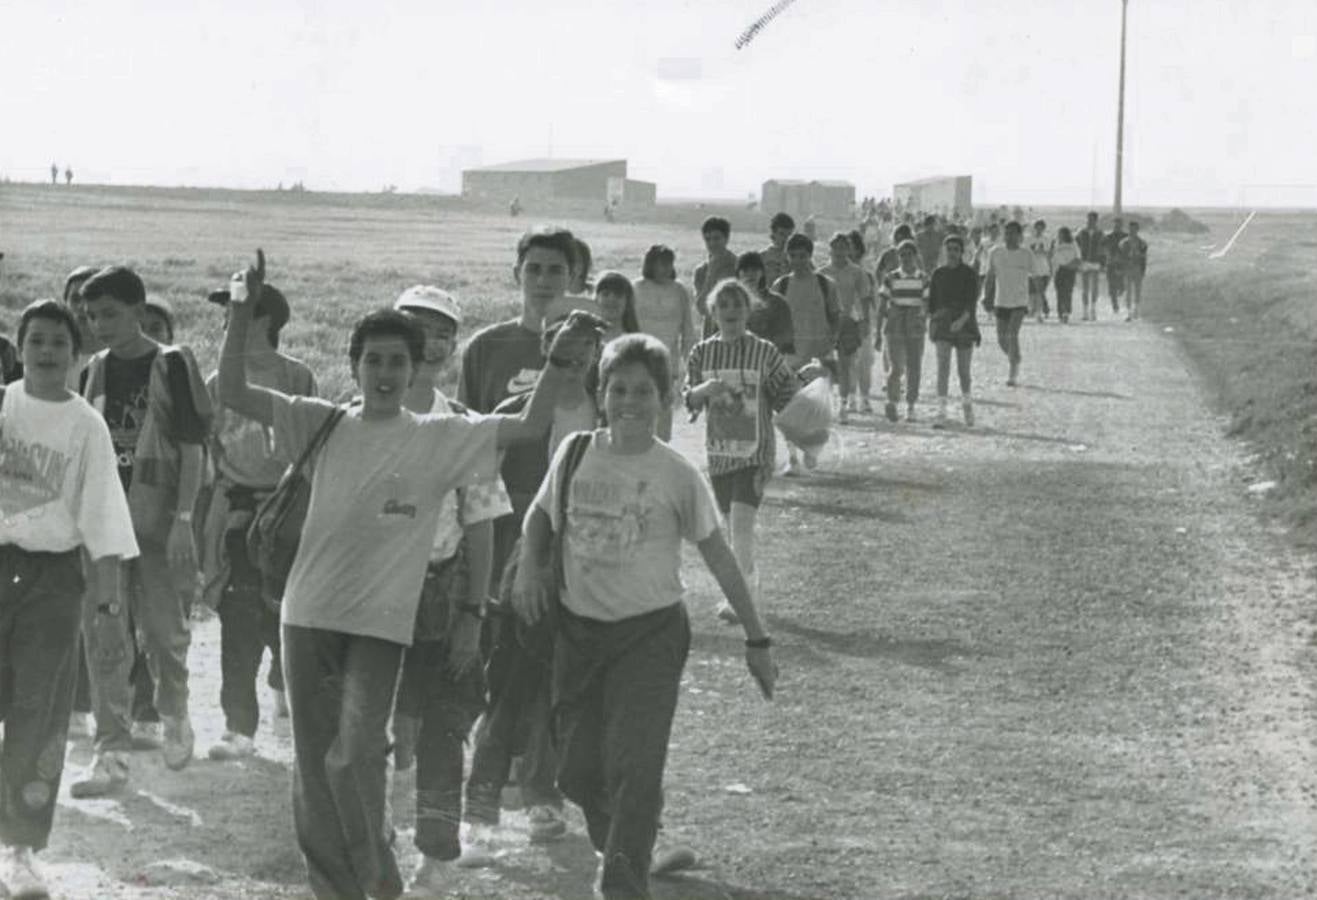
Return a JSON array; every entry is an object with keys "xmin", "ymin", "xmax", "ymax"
[
  {"xmin": 491, "ymin": 312, "xmax": 596, "ymax": 447},
  {"xmin": 217, "ymin": 249, "xmax": 279, "ymax": 427}
]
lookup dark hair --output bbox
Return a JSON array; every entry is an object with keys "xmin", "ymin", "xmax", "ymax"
[
  {"xmin": 828, "ymin": 231, "xmax": 851, "ymax": 248},
  {"xmin": 897, "ymin": 239, "xmax": 920, "ymax": 255},
  {"xmin": 923, "ymin": 215, "xmax": 937, "ymax": 228},
  {"xmin": 542, "ymin": 312, "xmax": 606, "ymax": 399},
  {"xmin": 1087, "ymin": 210, "xmax": 1099, "ymax": 220},
  {"xmin": 572, "ymin": 238, "xmax": 593, "ymax": 287},
  {"xmin": 1057, "ymin": 226, "xmax": 1074, "ymax": 242},
  {"xmin": 348, "ymin": 309, "xmax": 425, "ymax": 368},
  {"xmin": 18, "ymin": 299, "xmax": 81, "ymax": 356},
  {"xmin": 641, "ymin": 244, "xmax": 675, "ymax": 281},
  {"xmin": 63, "ymin": 265, "xmax": 99, "ymax": 304},
  {"xmin": 769, "ymin": 212, "xmax": 795, "ymax": 232},
  {"xmin": 594, "ymin": 271, "xmax": 640, "ymax": 333},
  {"xmin": 736, "ymin": 251, "xmax": 768, "ymax": 293},
  {"xmin": 142, "ymin": 299, "xmax": 175, "ymax": 343},
  {"xmin": 786, "ymin": 232, "xmax": 814, "ymax": 255},
  {"xmin": 1033, "ymin": 219, "xmax": 1047, "ymax": 230},
  {"xmin": 701, "ymin": 216, "xmax": 731, "ymax": 238},
  {"xmin": 1004, "ymin": 220, "xmax": 1024, "ymax": 233},
  {"xmin": 81, "ymin": 265, "xmax": 146, "ymax": 306},
  {"xmin": 942, "ymin": 233, "xmax": 965, "ymax": 251},
  {"xmin": 892, "ymin": 224, "xmax": 914, "ymax": 243},
  {"xmin": 599, "ymin": 333, "xmax": 672, "ymax": 405},
  {"xmin": 515, "ymin": 225, "xmax": 578, "ymax": 274},
  {"xmin": 847, "ymin": 229, "xmax": 865, "ymax": 258}
]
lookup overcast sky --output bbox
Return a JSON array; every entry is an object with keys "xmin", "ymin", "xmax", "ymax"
[{"xmin": 3, "ymin": 0, "xmax": 1315, "ymax": 207}]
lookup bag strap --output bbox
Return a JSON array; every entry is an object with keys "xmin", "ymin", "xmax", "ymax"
[
  {"xmin": 289, "ymin": 405, "xmax": 346, "ymax": 481},
  {"xmin": 556, "ymin": 430, "xmax": 593, "ymax": 532}
]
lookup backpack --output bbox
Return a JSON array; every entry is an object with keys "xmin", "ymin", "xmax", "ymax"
[{"xmin": 246, "ymin": 406, "xmax": 346, "ymax": 611}]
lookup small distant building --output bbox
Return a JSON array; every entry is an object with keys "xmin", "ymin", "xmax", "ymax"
[
  {"xmin": 761, "ymin": 179, "xmax": 856, "ymax": 220},
  {"xmin": 462, "ymin": 158, "xmax": 655, "ymax": 207},
  {"xmin": 893, "ymin": 175, "xmax": 973, "ymax": 218}
]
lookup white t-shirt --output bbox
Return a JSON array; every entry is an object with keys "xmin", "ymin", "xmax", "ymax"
[
  {"xmin": 207, "ymin": 356, "xmax": 317, "ymax": 488},
  {"xmin": 425, "ymin": 388, "xmax": 511, "ymax": 564},
  {"xmin": 1027, "ymin": 232, "xmax": 1052, "ymax": 276},
  {"xmin": 0, "ymin": 383, "xmax": 140, "ymax": 560},
  {"xmin": 634, "ymin": 279, "xmax": 695, "ymax": 366},
  {"xmin": 533, "ymin": 430, "xmax": 721, "ymax": 623},
  {"xmin": 989, "ymin": 246, "xmax": 1033, "ymax": 309},
  {"xmin": 272, "ymin": 394, "xmax": 499, "ymax": 645}
]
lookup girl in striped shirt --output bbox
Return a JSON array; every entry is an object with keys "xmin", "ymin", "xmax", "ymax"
[{"xmin": 686, "ymin": 279, "xmax": 800, "ymax": 623}]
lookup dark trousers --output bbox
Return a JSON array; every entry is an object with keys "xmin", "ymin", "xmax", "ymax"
[
  {"xmin": 218, "ymin": 527, "xmax": 282, "ymax": 737},
  {"xmin": 284, "ymin": 624, "xmax": 404, "ymax": 900},
  {"xmin": 0, "ymin": 546, "xmax": 83, "ymax": 850},
  {"xmin": 466, "ymin": 516, "xmax": 562, "ymax": 823},
  {"xmin": 395, "ymin": 640, "xmax": 484, "ymax": 860},
  {"xmin": 1054, "ymin": 267, "xmax": 1077, "ymax": 319},
  {"xmin": 555, "ymin": 603, "xmax": 690, "ymax": 900}
]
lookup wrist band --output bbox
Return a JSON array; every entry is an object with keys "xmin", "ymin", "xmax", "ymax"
[{"xmin": 745, "ymin": 636, "xmax": 772, "ymax": 650}]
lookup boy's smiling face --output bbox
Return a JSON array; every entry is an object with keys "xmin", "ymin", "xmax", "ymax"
[
  {"xmin": 407, "ymin": 308, "xmax": 458, "ymax": 367},
  {"xmin": 787, "ymin": 247, "xmax": 812, "ymax": 273},
  {"xmin": 353, "ymin": 335, "xmax": 414, "ymax": 415},
  {"xmin": 604, "ymin": 361, "xmax": 662, "ymax": 444}
]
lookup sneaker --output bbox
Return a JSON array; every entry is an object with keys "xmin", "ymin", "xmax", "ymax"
[
  {"xmin": 130, "ymin": 720, "xmax": 163, "ymax": 750},
  {"xmin": 392, "ymin": 714, "xmax": 419, "ymax": 771},
  {"xmin": 527, "ymin": 805, "xmax": 567, "ymax": 843},
  {"xmin": 884, "ymin": 402, "xmax": 898, "ymax": 422},
  {"xmin": 67, "ymin": 711, "xmax": 94, "ymax": 740},
  {"xmin": 716, "ymin": 602, "xmax": 740, "ymax": 625},
  {"xmin": 1, "ymin": 845, "xmax": 48, "ymax": 900},
  {"xmin": 162, "ymin": 714, "xmax": 194, "ymax": 771},
  {"xmin": 207, "ymin": 731, "xmax": 255, "ymax": 762},
  {"xmin": 455, "ymin": 826, "xmax": 498, "ymax": 869},
  {"xmin": 651, "ymin": 844, "xmax": 698, "ymax": 876},
  {"xmin": 70, "ymin": 751, "xmax": 129, "ymax": 799},
  {"xmin": 962, "ymin": 401, "xmax": 975, "ymax": 427}
]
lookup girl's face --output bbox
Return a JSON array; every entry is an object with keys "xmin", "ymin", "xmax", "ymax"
[
  {"xmin": 899, "ymin": 248, "xmax": 920, "ymax": 272},
  {"xmin": 141, "ymin": 309, "xmax": 172, "ymax": 344},
  {"xmin": 737, "ymin": 267, "xmax": 763, "ymax": 295},
  {"xmin": 596, "ymin": 289, "xmax": 628, "ymax": 326},
  {"xmin": 604, "ymin": 361, "xmax": 662, "ymax": 445},
  {"xmin": 714, "ymin": 293, "xmax": 749, "ymax": 340},
  {"xmin": 20, "ymin": 317, "xmax": 76, "ymax": 393},
  {"xmin": 352, "ymin": 335, "xmax": 414, "ymax": 416},
  {"xmin": 408, "ymin": 308, "xmax": 458, "ymax": 367},
  {"xmin": 654, "ymin": 259, "xmax": 675, "ymax": 282}
]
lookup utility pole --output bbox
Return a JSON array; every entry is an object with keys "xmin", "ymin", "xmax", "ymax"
[{"xmin": 1114, "ymin": 0, "xmax": 1129, "ymax": 215}]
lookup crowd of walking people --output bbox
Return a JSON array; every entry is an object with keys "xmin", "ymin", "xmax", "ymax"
[{"xmin": 0, "ymin": 206, "xmax": 1148, "ymax": 900}]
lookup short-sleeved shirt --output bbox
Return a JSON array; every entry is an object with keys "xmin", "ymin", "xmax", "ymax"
[
  {"xmin": 988, "ymin": 246, "xmax": 1033, "ymax": 309},
  {"xmin": 1102, "ymin": 230, "xmax": 1128, "ymax": 267},
  {"xmin": 271, "ymin": 394, "xmax": 499, "ymax": 645},
  {"xmin": 458, "ymin": 319, "xmax": 544, "ymax": 414},
  {"xmin": 775, "ymin": 272, "xmax": 837, "ymax": 361},
  {"xmin": 1076, "ymin": 227, "xmax": 1105, "ymax": 264},
  {"xmin": 0, "ymin": 383, "xmax": 140, "ymax": 561},
  {"xmin": 533, "ymin": 430, "xmax": 721, "ymax": 623},
  {"xmin": 881, "ymin": 269, "xmax": 928, "ymax": 308},
  {"xmin": 819, "ymin": 261, "xmax": 871, "ymax": 321},
  {"xmin": 760, "ymin": 244, "xmax": 791, "ymax": 289},
  {"xmin": 1027, "ymin": 232, "xmax": 1052, "ymax": 276},
  {"xmin": 1119, "ymin": 235, "xmax": 1148, "ymax": 273},
  {"xmin": 425, "ymin": 388, "xmax": 512, "ymax": 564},
  {"xmin": 634, "ymin": 279, "xmax": 695, "ymax": 370},
  {"xmin": 693, "ymin": 250, "xmax": 740, "ymax": 314},
  {"xmin": 686, "ymin": 333, "xmax": 796, "ymax": 475},
  {"xmin": 207, "ymin": 354, "xmax": 317, "ymax": 488}
]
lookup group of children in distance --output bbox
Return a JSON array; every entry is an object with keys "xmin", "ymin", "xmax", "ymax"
[{"xmin": 0, "ymin": 204, "xmax": 1149, "ymax": 900}]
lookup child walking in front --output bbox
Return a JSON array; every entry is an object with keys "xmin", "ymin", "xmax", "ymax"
[
  {"xmin": 685, "ymin": 279, "xmax": 800, "ymax": 624},
  {"xmin": 927, "ymin": 235, "xmax": 981, "ymax": 427},
  {"xmin": 511, "ymin": 332, "xmax": 778, "ymax": 900}
]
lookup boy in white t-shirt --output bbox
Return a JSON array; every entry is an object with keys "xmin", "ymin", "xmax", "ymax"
[
  {"xmin": 217, "ymin": 250, "xmax": 592, "ymax": 900},
  {"xmin": 988, "ymin": 221, "xmax": 1033, "ymax": 386},
  {"xmin": 0, "ymin": 300, "xmax": 139, "ymax": 900}
]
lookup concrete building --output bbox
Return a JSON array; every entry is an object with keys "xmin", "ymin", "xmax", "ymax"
[
  {"xmin": 761, "ymin": 179, "xmax": 856, "ymax": 220},
  {"xmin": 461, "ymin": 158, "xmax": 655, "ymax": 207},
  {"xmin": 893, "ymin": 175, "xmax": 974, "ymax": 218}
]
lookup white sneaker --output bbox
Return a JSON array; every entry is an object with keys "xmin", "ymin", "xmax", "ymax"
[
  {"xmin": 1, "ymin": 844, "xmax": 48, "ymax": 900},
  {"xmin": 207, "ymin": 731, "xmax": 255, "ymax": 761},
  {"xmin": 456, "ymin": 825, "xmax": 498, "ymax": 869},
  {"xmin": 70, "ymin": 751, "xmax": 129, "ymax": 798},
  {"xmin": 67, "ymin": 711, "xmax": 94, "ymax": 740}
]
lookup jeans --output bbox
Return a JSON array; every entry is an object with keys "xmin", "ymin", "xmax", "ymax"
[
  {"xmin": 1053, "ymin": 267, "xmax": 1077, "ymax": 319},
  {"xmin": 0, "ymin": 547, "xmax": 83, "ymax": 850},
  {"xmin": 884, "ymin": 306, "xmax": 926, "ymax": 406},
  {"xmin": 395, "ymin": 639, "xmax": 484, "ymax": 860},
  {"xmin": 554, "ymin": 603, "xmax": 690, "ymax": 900},
  {"xmin": 284, "ymin": 624, "xmax": 403, "ymax": 900},
  {"xmin": 218, "ymin": 526, "xmax": 282, "ymax": 737}
]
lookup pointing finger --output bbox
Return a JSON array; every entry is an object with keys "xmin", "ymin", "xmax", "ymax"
[{"xmin": 255, "ymin": 248, "xmax": 265, "ymax": 280}]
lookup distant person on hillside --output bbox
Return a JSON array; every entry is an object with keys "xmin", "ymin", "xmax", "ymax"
[
  {"xmin": 736, "ymin": 251, "xmax": 795, "ymax": 358},
  {"xmin": 1051, "ymin": 227, "xmax": 1081, "ymax": 323},
  {"xmin": 64, "ymin": 166, "xmax": 73, "ymax": 186},
  {"xmin": 761, "ymin": 212, "xmax": 794, "ymax": 288},
  {"xmin": 1119, "ymin": 221, "xmax": 1148, "ymax": 321},
  {"xmin": 510, "ymin": 196, "xmax": 522, "ymax": 217},
  {"xmin": 928, "ymin": 234, "xmax": 981, "ymax": 427},
  {"xmin": 1027, "ymin": 219, "xmax": 1053, "ymax": 322},
  {"xmin": 818, "ymin": 232, "xmax": 871, "ymax": 424},
  {"xmin": 50, "ymin": 163, "xmax": 58, "ymax": 185},
  {"xmin": 693, "ymin": 216, "xmax": 738, "ymax": 337},
  {"xmin": 1076, "ymin": 211, "xmax": 1105, "ymax": 321},
  {"xmin": 593, "ymin": 271, "xmax": 639, "ymax": 344},
  {"xmin": 877, "ymin": 240, "xmax": 928, "ymax": 423},
  {"xmin": 987, "ymin": 221, "xmax": 1032, "ymax": 386},
  {"xmin": 1103, "ymin": 217, "xmax": 1128, "ymax": 315},
  {"xmin": 634, "ymin": 244, "xmax": 696, "ymax": 441}
]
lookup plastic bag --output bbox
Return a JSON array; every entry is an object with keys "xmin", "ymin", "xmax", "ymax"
[{"xmin": 775, "ymin": 374, "xmax": 833, "ymax": 451}]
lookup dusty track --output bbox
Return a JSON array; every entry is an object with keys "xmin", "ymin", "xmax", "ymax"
[{"xmin": 33, "ymin": 313, "xmax": 1317, "ymax": 899}]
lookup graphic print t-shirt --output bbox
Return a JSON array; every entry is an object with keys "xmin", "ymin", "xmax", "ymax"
[
  {"xmin": 533, "ymin": 431, "xmax": 721, "ymax": 622},
  {"xmin": 101, "ymin": 350, "xmax": 156, "ymax": 488},
  {"xmin": 0, "ymin": 383, "xmax": 139, "ymax": 560},
  {"xmin": 458, "ymin": 319, "xmax": 544, "ymax": 414},
  {"xmin": 271, "ymin": 394, "xmax": 499, "ymax": 645}
]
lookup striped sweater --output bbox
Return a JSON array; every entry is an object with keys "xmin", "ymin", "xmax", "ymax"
[{"xmin": 685, "ymin": 333, "xmax": 797, "ymax": 475}]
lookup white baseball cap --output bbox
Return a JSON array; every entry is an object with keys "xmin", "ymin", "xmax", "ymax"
[{"xmin": 394, "ymin": 285, "xmax": 462, "ymax": 327}]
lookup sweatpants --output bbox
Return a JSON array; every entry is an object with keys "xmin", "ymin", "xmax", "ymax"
[
  {"xmin": 884, "ymin": 306, "xmax": 926, "ymax": 406},
  {"xmin": 0, "ymin": 546, "xmax": 83, "ymax": 850},
  {"xmin": 218, "ymin": 516, "xmax": 282, "ymax": 738},
  {"xmin": 284, "ymin": 624, "xmax": 404, "ymax": 900},
  {"xmin": 395, "ymin": 639, "xmax": 484, "ymax": 860},
  {"xmin": 555, "ymin": 603, "xmax": 690, "ymax": 900}
]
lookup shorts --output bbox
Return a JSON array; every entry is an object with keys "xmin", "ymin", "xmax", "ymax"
[{"xmin": 710, "ymin": 466, "xmax": 767, "ymax": 513}]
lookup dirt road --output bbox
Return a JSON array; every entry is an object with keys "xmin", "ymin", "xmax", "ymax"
[{"xmin": 34, "ymin": 314, "xmax": 1317, "ymax": 899}]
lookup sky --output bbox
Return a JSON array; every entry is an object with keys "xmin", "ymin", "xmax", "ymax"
[{"xmin": 3, "ymin": 0, "xmax": 1316, "ymax": 207}]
